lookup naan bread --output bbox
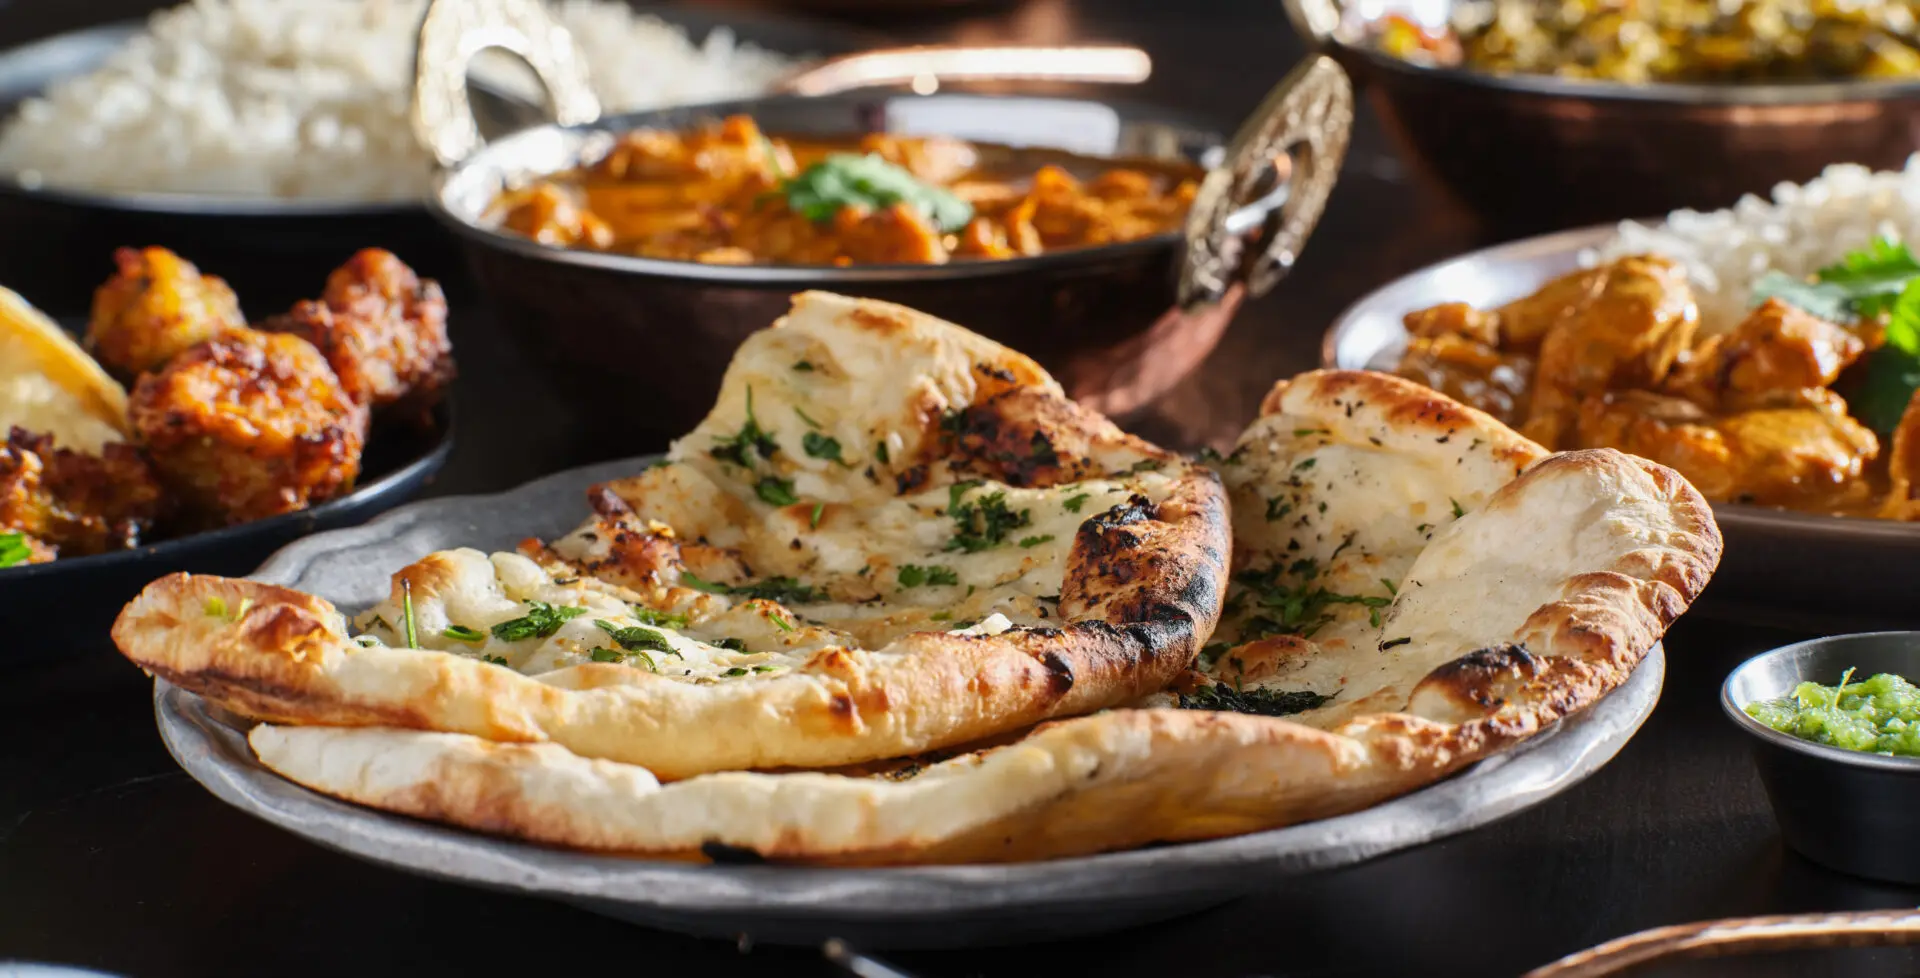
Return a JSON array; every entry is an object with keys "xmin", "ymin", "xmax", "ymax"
[
  {"xmin": 114, "ymin": 292, "xmax": 1229, "ymax": 779},
  {"xmin": 234, "ymin": 371, "xmax": 1720, "ymax": 864}
]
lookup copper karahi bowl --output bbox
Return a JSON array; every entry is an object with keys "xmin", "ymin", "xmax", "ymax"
[
  {"xmin": 410, "ymin": 0, "xmax": 1353, "ymax": 442},
  {"xmin": 1283, "ymin": 0, "xmax": 1920, "ymax": 232}
]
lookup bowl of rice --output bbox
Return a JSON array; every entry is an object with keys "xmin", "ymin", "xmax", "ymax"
[
  {"xmin": 1321, "ymin": 157, "xmax": 1920, "ymax": 630},
  {"xmin": 0, "ymin": 0, "xmax": 852, "ymax": 307}
]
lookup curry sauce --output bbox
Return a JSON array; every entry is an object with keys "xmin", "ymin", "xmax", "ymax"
[{"xmin": 490, "ymin": 115, "xmax": 1201, "ymax": 267}]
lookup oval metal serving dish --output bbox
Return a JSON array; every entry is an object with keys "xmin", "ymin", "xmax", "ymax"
[
  {"xmin": 1322, "ymin": 225, "xmax": 1920, "ymax": 631},
  {"xmin": 0, "ymin": 404, "xmax": 452, "ymax": 663},
  {"xmin": 153, "ymin": 454, "xmax": 1664, "ymax": 949},
  {"xmin": 1281, "ymin": 0, "xmax": 1920, "ymax": 232},
  {"xmin": 1723, "ymin": 632, "xmax": 1920, "ymax": 885},
  {"xmin": 413, "ymin": 0, "xmax": 1353, "ymax": 442}
]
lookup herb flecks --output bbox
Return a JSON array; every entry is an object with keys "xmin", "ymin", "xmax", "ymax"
[
  {"xmin": 1062, "ymin": 492, "xmax": 1092, "ymax": 514},
  {"xmin": 491, "ymin": 601, "xmax": 588, "ymax": 642},
  {"xmin": 0, "ymin": 532, "xmax": 30, "ymax": 568},
  {"xmin": 681, "ymin": 573, "xmax": 823, "ymax": 605},
  {"xmin": 1228, "ymin": 560, "xmax": 1393, "ymax": 640},
  {"xmin": 594, "ymin": 618, "xmax": 677, "ymax": 656},
  {"xmin": 710, "ymin": 386, "xmax": 778, "ymax": 469},
  {"xmin": 1179, "ymin": 684, "xmax": 1335, "ymax": 717},
  {"xmin": 897, "ymin": 564, "xmax": 960, "ymax": 588},
  {"xmin": 802, "ymin": 431, "xmax": 844, "ymax": 463},
  {"xmin": 780, "ymin": 153, "xmax": 973, "ymax": 232},
  {"xmin": 755, "ymin": 476, "xmax": 799, "ymax": 507},
  {"xmin": 442, "ymin": 624, "xmax": 486, "ymax": 644},
  {"xmin": 945, "ymin": 483, "xmax": 1032, "ymax": 553}
]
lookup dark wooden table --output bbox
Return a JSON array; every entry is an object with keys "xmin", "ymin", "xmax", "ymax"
[{"xmin": 3, "ymin": 1, "xmax": 1918, "ymax": 976}]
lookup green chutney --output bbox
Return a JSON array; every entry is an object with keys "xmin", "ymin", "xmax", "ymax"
[{"xmin": 1746, "ymin": 670, "xmax": 1920, "ymax": 757}]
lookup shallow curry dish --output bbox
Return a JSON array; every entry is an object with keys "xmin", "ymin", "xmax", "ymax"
[
  {"xmin": 1723, "ymin": 632, "xmax": 1920, "ymax": 886},
  {"xmin": 1282, "ymin": 0, "xmax": 1920, "ymax": 230},
  {"xmin": 413, "ymin": 0, "xmax": 1353, "ymax": 438},
  {"xmin": 1324, "ymin": 225, "xmax": 1920, "ymax": 631}
]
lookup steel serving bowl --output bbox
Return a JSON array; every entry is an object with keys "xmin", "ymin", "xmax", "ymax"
[
  {"xmin": 1281, "ymin": 0, "xmax": 1920, "ymax": 233},
  {"xmin": 1723, "ymin": 632, "xmax": 1920, "ymax": 886},
  {"xmin": 410, "ymin": 0, "xmax": 1354, "ymax": 442},
  {"xmin": 1322, "ymin": 224, "xmax": 1920, "ymax": 632}
]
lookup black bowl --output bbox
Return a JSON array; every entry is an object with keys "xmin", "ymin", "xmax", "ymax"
[
  {"xmin": 0, "ymin": 404, "xmax": 454, "ymax": 663},
  {"xmin": 1722, "ymin": 632, "xmax": 1920, "ymax": 885}
]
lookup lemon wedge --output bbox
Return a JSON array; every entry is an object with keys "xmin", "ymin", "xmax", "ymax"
[{"xmin": 0, "ymin": 286, "xmax": 127, "ymax": 453}]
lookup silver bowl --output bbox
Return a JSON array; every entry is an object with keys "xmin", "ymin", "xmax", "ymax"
[{"xmin": 1281, "ymin": 0, "xmax": 1920, "ymax": 232}]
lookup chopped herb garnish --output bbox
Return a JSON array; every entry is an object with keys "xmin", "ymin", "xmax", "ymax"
[
  {"xmin": 1381, "ymin": 578, "xmax": 1398, "ymax": 596},
  {"xmin": 897, "ymin": 564, "xmax": 961, "ymax": 588},
  {"xmin": 1128, "ymin": 459, "xmax": 1165, "ymax": 473},
  {"xmin": 1293, "ymin": 428, "xmax": 1331, "ymax": 437},
  {"xmin": 1450, "ymin": 498, "xmax": 1466, "ymax": 519},
  {"xmin": 0, "ymin": 532, "xmax": 30, "ymax": 568},
  {"xmin": 1415, "ymin": 522, "xmax": 1434, "ymax": 534},
  {"xmin": 780, "ymin": 153, "xmax": 973, "ymax": 232},
  {"xmin": 594, "ymin": 618, "xmax": 676, "ymax": 655},
  {"xmin": 1179, "ymin": 684, "xmax": 1335, "ymax": 717},
  {"xmin": 710, "ymin": 386, "xmax": 778, "ymax": 468},
  {"xmin": 756, "ymin": 476, "xmax": 799, "ymax": 507},
  {"xmin": 929, "ymin": 611, "xmax": 953, "ymax": 621},
  {"xmin": 753, "ymin": 665, "xmax": 780, "ymax": 673},
  {"xmin": 722, "ymin": 667, "xmax": 752, "ymax": 677},
  {"xmin": 794, "ymin": 406, "xmax": 823, "ymax": 430},
  {"xmin": 1265, "ymin": 497, "xmax": 1292, "ymax": 522},
  {"xmin": 793, "ymin": 360, "xmax": 815, "ymax": 372},
  {"xmin": 875, "ymin": 441, "xmax": 890, "ymax": 464},
  {"xmin": 681, "ymin": 573, "xmax": 823, "ymax": 604},
  {"xmin": 767, "ymin": 609, "xmax": 796, "ymax": 633},
  {"xmin": 1229, "ymin": 561, "xmax": 1394, "ymax": 640},
  {"xmin": 1380, "ymin": 637, "xmax": 1412, "ymax": 650},
  {"xmin": 401, "ymin": 579, "xmax": 419, "ymax": 649},
  {"xmin": 590, "ymin": 646, "xmax": 658, "ymax": 671},
  {"xmin": 810, "ymin": 501, "xmax": 826, "ymax": 528},
  {"xmin": 1062, "ymin": 492, "xmax": 1092, "ymax": 514},
  {"xmin": 442, "ymin": 624, "xmax": 487, "ymax": 644},
  {"xmin": 481, "ymin": 654, "xmax": 510, "ymax": 665},
  {"xmin": 1018, "ymin": 534, "xmax": 1055, "ymax": 548},
  {"xmin": 802, "ymin": 431, "xmax": 843, "ymax": 462},
  {"xmin": 945, "ymin": 483, "xmax": 1031, "ymax": 553},
  {"xmin": 630, "ymin": 606, "xmax": 689, "ymax": 629},
  {"xmin": 1198, "ymin": 642, "xmax": 1230, "ymax": 670},
  {"xmin": 1294, "ymin": 457, "xmax": 1318, "ymax": 472},
  {"xmin": 711, "ymin": 637, "xmax": 749, "ymax": 652},
  {"xmin": 490, "ymin": 601, "xmax": 588, "ymax": 642}
]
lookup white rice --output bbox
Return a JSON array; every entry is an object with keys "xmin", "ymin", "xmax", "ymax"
[
  {"xmin": 0, "ymin": 0, "xmax": 795, "ymax": 203},
  {"xmin": 1584, "ymin": 154, "xmax": 1920, "ymax": 332}
]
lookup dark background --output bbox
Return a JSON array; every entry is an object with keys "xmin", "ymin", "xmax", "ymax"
[{"xmin": 2, "ymin": 1, "xmax": 1916, "ymax": 976}]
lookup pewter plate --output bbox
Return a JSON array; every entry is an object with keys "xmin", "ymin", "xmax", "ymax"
[
  {"xmin": 151, "ymin": 455, "xmax": 1665, "ymax": 949},
  {"xmin": 1322, "ymin": 226, "xmax": 1920, "ymax": 633}
]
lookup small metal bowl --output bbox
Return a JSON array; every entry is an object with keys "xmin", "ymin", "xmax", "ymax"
[
  {"xmin": 1723, "ymin": 632, "xmax": 1920, "ymax": 885},
  {"xmin": 409, "ymin": 0, "xmax": 1353, "ymax": 441},
  {"xmin": 1281, "ymin": 0, "xmax": 1920, "ymax": 232}
]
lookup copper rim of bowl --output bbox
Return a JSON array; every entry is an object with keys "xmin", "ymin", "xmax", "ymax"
[
  {"xmin": 1318, "ymin": 221, "xmax": 1920, "ymax": 540},
  {"xmin": 424, "ymin": 93, "xmax": 1216, "ymax": 286},
  {"xmin": 1721, "ymin": 632, "xmax": 1920, "ymax": 772},
  {"xmin": 1330, "ymin": 34, "xmax": 1920, "ymax": 106}
]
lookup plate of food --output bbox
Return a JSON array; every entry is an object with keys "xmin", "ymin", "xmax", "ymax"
[
  {"xmin": 1324, "ymin": 159, "xmax": 1920, "ymax": 629},
  {"xmin": 1, "ymin": 246, "xmax": 454, "ymax": 659},
  {"xmin": 0, "ymin": 0, "xmax": 865, "ymax": 303},
  {"xmin": 1283, "ymin": 0, "xmax": 1920, "ymax": 229},
  {"xmin": 118, "ymin": 290, "xmax": 1715, "ymax": 945}
]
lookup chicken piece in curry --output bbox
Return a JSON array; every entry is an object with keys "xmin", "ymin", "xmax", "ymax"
[
  {"xmin": 492, "ymin": 115, "xmax": 1200, "ymax": 267},
  {"xmin": 1394, "ymin": 254, "xmax": 1920, "ymax": 518}
]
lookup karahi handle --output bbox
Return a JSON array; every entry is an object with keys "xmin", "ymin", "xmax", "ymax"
[
  {"xmin": 1525, "ymin": 909, "xmax": 1920, "ymax": 977},
  {"xmin": 411, "ymin": 0, "xmax": 603, "ymax": 169}
]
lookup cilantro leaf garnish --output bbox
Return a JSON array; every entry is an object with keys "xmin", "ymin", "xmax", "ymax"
[
  {"xmin": 442, "ymin": 625, "xmax": 487, "ymax": 644},
  {"xmin": 756, "ymin": 476, "xmax": 799, "ymax": 507},
  {"xmin": 681, "ymin": 573, "xmax": 823, "ymax": 605},
  {"xmin": 490, "ymin": 601, "xmax": 588, "ymax": 642},
  {"xmin": 1228, "ymin": 561, "xmax": 1393, "ymax": 640},
  {"xmin": 897, "ymin": 564, "xmax": 960, "ymax": 588},
  {"xmin": 0, "ymin": 532, "xmax": 31, "ymax": 568},
  {"xmin": 630, "ymin": 606, "xmax": 688, "ymax": 629},
  {"xmin": 710, "ymin": 386, "xmax": 778, "ymax": 469},
  {"xmin": 781, "ymin": 153, "xmax": 973, "ymax": 232},
  {"xmin": 1018, "ymin": 534, "xmax": 1054, "ymax": 548},
  {"xmin": 945, "ymin": 484, "xmax": 1031, "ymax": 553},
  {"xmin": 594, "ymin": 618, "xmax": 677, "ymax": 656},
  {"xmin": 1062, "ymin": 492, "xmax": 1092, "ymax": 514},
  {"xmin": 1178, "ymin": 684, "xmax": 1334, "ymax": 717},
  {"xmin": 802, "ymin": 432, "xmax": 843, "ymax": 462}
]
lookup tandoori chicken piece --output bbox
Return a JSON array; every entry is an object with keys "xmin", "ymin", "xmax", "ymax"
[
  {"xmin": 85, "ymin": 246, "xmax": 246, "ymax": 381},
  {"xmin": 129, "ymin": 328, "xmax": 367, "ymax": 525},
  {"xmin": 1574, "ymin": 387, "xmax": 1879, "ymax": 509},
  {"xmin": 262, "ymin": 249, "xmax": 454, "ymax": 418},
  {"xmin": 1662, "ymin": 298, "xmax": 1868, "ymax": 410},
  {"xmin": 0, "ymin": 426, "xmax": 166, "ymax": 556}
]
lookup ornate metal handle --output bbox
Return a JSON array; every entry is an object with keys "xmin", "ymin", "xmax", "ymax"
[
  {"xmin": 1526, "ymin": 910, "xmax": 1920, "ymax": 977},
  {"xmin": 1177, "ymin": 54, "xmax": 1352, "ymax": 311},
  {"xmin": 772, "ymin": 45, "xmax": 1153, "ymax": 98},
  {"xmin": 1280, "ymin": 0, "xmax": 1343, "ymax": 47},
  {"xmin": 411, "ymin": 0, "xmax": 602, "ymax": 169}
]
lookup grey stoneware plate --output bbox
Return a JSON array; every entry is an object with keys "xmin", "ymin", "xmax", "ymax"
[
  {"xmin": 151, "ymin": 455, "xmax": 1665, "ymax": 949},
  {"xmin": 1322, "ymin": 225, "xmax": 1920, "ymax": 633}
]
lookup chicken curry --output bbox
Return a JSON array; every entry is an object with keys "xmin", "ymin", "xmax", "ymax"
[
  {"xmin": 1394, "ymin": 252, "xmax": 1920, "ymax": 520},
  {"xmin": 491, "ymin": 115, "xmax": 1201, "ymax": 267}
]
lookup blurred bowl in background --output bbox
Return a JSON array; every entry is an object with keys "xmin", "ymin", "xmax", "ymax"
[{"xmin": 1282, "ymin": 0, "xmax": 1920, "ymax": 234}]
